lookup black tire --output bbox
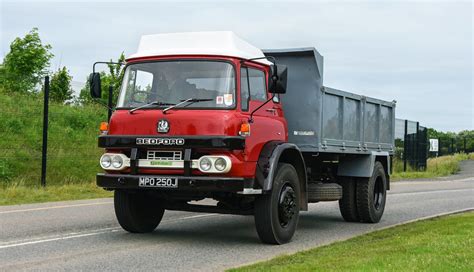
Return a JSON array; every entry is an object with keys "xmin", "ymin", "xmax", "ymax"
[
  {"xmin": 338, "ymin": 177, "xmax": 360, "ymax": 222},
  {"xmin": 114, "ymin": 190, "xmax": 165, "ymax": 233},
  {"xmin": 356, "ymin": 162, "xmax": 387, "ymax": 223},
  {"xmin": 254, "ymin": 163, "xmax": 300, "ymax": 244}
]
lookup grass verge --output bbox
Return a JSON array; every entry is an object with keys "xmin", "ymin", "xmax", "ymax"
[
  {"xmin": 230, "ymin": 211, "xmax": 474, "ymax": 272},
  {"xmin": 0, "ymin": 90, "xmax": 106, "ymax": 186},
  {"xmin": 392, "ymin": 153, "xmax": 474, "ymax": 180},
  {"xmin": 0, "ymin": 182, "xmax": 112, "ymax": 206}
]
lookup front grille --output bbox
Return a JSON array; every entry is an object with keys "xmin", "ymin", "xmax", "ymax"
[{"xmin": 147, "ymin": 150, "xmax": 182, "ymax": 161}]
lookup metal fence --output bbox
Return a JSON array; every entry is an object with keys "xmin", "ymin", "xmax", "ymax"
[
  {"xmin": 434, "ymin": 136, "xmax": 474, "ymax": 156},
  {"xmin": 395, "ymin": 118, "xmax": 428, "ymax": 171}
]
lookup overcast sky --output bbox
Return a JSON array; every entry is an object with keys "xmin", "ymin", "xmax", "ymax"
[{"xmin": 1, "ymin": 0, "xmax": 472, "ymax": 132}]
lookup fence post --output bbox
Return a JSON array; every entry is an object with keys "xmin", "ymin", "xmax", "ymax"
[
  {"xmin": 464, "ymin": 137, "xmax": 467, "ymax": 153},
  {"xmin": 415, "ymin": 122, "xmax": 419, "ymax": 170},
  {"xmin": 451, "ymin": 138, "xmax": 454, "ymax": 154},
  {"xmin": 403, "ymin": 120, "xmax": 408, "ymax": 172},
  {"xmin": 40, "ymin": 76, "xmax": 50, "ymax": 187},
  {"xmin": 108, "ymin": 85, "xmax": 113, "ymax": 121}
]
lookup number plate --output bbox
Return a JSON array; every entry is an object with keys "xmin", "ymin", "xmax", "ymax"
[{"xmin": 138, "ymin": 177, "xmax": 178, "ymax": 188}]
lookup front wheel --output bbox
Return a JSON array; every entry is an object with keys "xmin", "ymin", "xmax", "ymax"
[
  {"xmin": 114, "ymin": 190, "xmax": 165, "ymax": 233},
  {"xmin": 254, "ymin": 163, "xmax": 300, "ymax": 244}
]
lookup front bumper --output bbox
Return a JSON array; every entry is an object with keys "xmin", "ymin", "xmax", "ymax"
[{"xmin": 97, "ymin": 173, "xmax": 257, "ymax": 193}]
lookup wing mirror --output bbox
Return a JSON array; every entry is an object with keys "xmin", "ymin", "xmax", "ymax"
[
  {"xmin": 269, "ymin": 64, "xmax": 288, "ymax": 94},
  {"xmin": 89, "ymin": 72, "xmax": 102, "ymax": 98}
]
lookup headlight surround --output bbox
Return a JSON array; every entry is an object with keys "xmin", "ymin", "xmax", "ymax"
[
  {"xmin": 214, "ymin": 157, "xmax": 227, "ymax": 171},
  {"xmin": 199, "ymin": 157, "xmax": 212, "ymax": 171},
  {"xmin": 196, "ymin": 156, "xmax": 231, "ymax": 173},
  {"xmin": 100, "ymin": 155, "xmax": 112, "ymax": 168},
  {"xmin": 112, "ymin": 155, "xmax": 123, "ymax": 168},
  {"xmin": 100, "ymin": 153, "xmax": 129, "ymax": 170}
]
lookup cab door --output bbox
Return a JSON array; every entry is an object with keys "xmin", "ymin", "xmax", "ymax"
[{"xmin": 239, "ymin": 66, "xmax": 287, "ymax": 161}]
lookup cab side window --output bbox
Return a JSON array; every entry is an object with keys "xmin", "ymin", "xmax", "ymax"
[
  {"xmin": 240, "ymin": 67, "xmax": 267, "ymax": 111},
  {"xmin": 240, "ymin": 68, "xmax": 250, "ymax": 111},
  {"xmin": 248, "ymin": 68, "xmax": 267, "ymax": 101}
]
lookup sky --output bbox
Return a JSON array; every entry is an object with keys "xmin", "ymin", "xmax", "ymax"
[{"xmin": 1, "ymin": 0, "xmax": 473, "ymax": 132}]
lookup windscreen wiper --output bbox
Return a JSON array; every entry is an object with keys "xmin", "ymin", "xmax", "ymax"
[
  {"xmin": 162, "ymin": 98, "xmax": 213, "ymax": 114},
  {"xmin": 129, "ymin": 101, "xmax": 175, "ymax": 114}
]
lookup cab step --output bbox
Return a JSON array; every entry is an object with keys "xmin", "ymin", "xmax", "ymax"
[{"xmin": 308, "ymin": 182, "xmax": 343, "ymax": 202}]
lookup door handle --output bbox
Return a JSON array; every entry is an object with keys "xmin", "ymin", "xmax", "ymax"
[{"xmin": 265, "ymin": 109, "xmax": 276, "ymax": 113}]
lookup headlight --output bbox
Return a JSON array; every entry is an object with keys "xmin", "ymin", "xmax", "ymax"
[
  {"xmin": 214, "ymin": 157, "xmax": 227, "ymax": 171},
  {"xmin": 100, "ymin": 155, "xmax": 112, "ymax": 168},
  {"xmin": 112, "ymin": 155, "xmax": 123, "ymax": 168},
  {"xmin": 199, "ymin": 157, "xmax": 212, "ymax": 171}
]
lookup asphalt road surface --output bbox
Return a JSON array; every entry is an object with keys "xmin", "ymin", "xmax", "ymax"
[{"xmin": 1, "ymin": 162, "xmax": 473, "ymax": 271}]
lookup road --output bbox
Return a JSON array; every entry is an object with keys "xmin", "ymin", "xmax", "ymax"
[{"xmin": 1, "ymin": 162, "xmax": 473, "ymax": 271}]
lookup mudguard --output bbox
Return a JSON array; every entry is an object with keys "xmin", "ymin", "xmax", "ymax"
[
  {"xmin": 338, "ymin": 151, "xmax": 391, "ymax": 190},
  {"xmin": 256, "ymin": 141, "xmax": 308, "ymax": 210}
]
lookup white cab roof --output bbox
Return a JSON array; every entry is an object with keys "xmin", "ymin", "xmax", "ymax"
[{"xmin": 128, "ymin": 31, "xmax": 272, "ymax": 65}]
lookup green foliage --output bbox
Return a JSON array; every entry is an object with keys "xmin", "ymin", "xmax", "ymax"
[
  {"xmin": 49, "ymin": 67, "xmax": 73, "ymax": 103},
  {"xmin": 0, "ymin": 28, "xmax": 54, "ymax": 93},
  {"xmin": 428, "ymin": 128, "xmax": 474, "ymax": 154},
  {"xmin": 392, "ymin": 153, "xmax": 474, "ymax": 180},
  {"xmin": 230, "ymin": 212, "xmax": 474, "ymax": 272},
  {"xmin": 0, "ymin": 89, "xmax": 107, "ymax": 186},
  {"xmin": 0, "ymin": 183, "xmax": 111, "ymax": 205},
  {"xmin": 79, "ymin": 52, "xmax": 125, "ymax": 105}
]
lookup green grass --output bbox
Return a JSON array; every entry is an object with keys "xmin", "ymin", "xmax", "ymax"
[
  {"xmin": 392, "ymin": 153, "xmax": 474, "ymax": 180},
  {"xmin": 0, "ymin": 89, "xmax": 110, "ymax": 205},
  {"xmin": 230, "ymin": 212, "xmax": 474, "ymax": 272},
  {"xmin": 0, "ymin": 182, "xmax": 112, "ymax": 205}
]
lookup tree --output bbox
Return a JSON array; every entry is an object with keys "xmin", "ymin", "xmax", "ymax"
[
  {"xmin": 79, "ymin": 52, "xmax": 125, "ymax": 105},
  {"xmin": 49, "ymin": 67, "xmax": 73, "ymax": 103},
  {"xmin": 0, "ymin": 28, "xmax": 54, "ymax": 93}
]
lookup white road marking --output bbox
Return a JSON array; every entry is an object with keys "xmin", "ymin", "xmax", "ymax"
[
  {"xmin": 0, "ymin": 227, "xmax": 121, "ymax": 246},
  {"xmin": 389, "ymin": 188, "xmax": 474, "ymax": 196},
  {"xmin": 0, "ymin": 201, "xmax": 113, "ymax": 215},
  {"xmin": 0, "ymin": 213, "xmax": 220, "ymax": 249},
  {"xmin": 0, "ymin": 229, "xmax": 119, "ymax": 249},
  {"xmin": 395, "ymin": 177, "xmax": 474, "ymax": 184}
]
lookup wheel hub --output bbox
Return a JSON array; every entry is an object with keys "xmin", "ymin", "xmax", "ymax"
[
  {"xmin": 278, "ymin": 184, "xmax": 297, "ymax": 227},
  {"xmin": 373, "ymin": 177, "xmax": 385, "ymax": 210}
]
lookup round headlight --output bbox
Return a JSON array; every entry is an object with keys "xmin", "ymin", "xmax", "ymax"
[
  {"xmin": 214, "ymin": 157, "xmax": 227, "ymax": 171},
  {"xmin": 199, "ymin": 157, "xmax": 212, "ymax": 172},
  {"xmin": 100, "ymin": 155, "xmax": 111, "ymax": 168},
  {"xmin": 112, "ymin": 155, "xmax": 123, "ymax": 168}
]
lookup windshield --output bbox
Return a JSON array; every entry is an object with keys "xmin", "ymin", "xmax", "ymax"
[{"xmin": 117, "ymin": 61, "xmax": 236, "ymax": 109}]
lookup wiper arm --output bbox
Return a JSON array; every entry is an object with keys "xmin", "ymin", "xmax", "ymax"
[
  {"xmin": 129, "ymin": 101, "xmax": 175, "ymax": 114},
  {"xmin": 162, "ymin": 98, "xmax": 213, "ymax": 114}
]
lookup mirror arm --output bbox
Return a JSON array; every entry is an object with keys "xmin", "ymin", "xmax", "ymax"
[
  {"xmin": 92, "ymin": 98, "xmax": 114, "ymax": 111},
  {"xmin": 93, "ymin": 61, "xmax": 124, "ymax": 73},
  {"xmin": 248, "ymin": 94, "xmax": 276, "ymax": 123}
]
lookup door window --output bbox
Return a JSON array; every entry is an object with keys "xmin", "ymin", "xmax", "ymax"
[{"xmin": 240, "ymin": 67, "xmax": 267, "ymax": 111}]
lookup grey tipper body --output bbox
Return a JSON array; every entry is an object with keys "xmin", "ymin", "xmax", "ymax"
[{"xmin": 264, "ymin": 48, "xmax": 395, "ymax": 156}]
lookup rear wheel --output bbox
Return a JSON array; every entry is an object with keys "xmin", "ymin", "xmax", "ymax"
[
  {"xmin": 254, "ymin": 163, "xmax": 300, "ymax": 244},
  {"xmin": 114, "ymin": 190, "xmax": 165, "ymax": 233},
  {"xmin": 338, "ymin": 177, "xmax": 359, "ymax": 222},
  {"xmin": 356, "ymin": 162, "xmax": 387, "ymax": 223}
]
